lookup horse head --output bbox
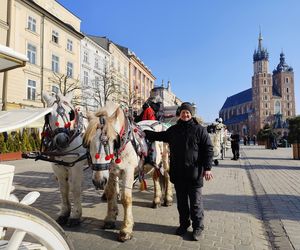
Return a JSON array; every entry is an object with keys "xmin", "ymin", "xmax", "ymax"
[
  {"xmin": 42, "ymin": 91, "xmax": 82, "ymax": 151},
  {"xmin": 84, "ymin": 102, "xmax": 125, "ymax": 190}
]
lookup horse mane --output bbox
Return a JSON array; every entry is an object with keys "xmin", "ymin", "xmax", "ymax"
[{"xmin": 84, "ymin": 102, "xmax": 120, "ymax": 146}]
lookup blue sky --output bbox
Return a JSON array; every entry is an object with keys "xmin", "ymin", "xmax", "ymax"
[{"xmin": 57, "ymin": 0, "xmax": 300, "ymax": 122}]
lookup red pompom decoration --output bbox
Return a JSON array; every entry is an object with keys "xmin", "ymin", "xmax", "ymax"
[
  {"xmin": 133, "ymin": 128, "xmax": 138, "ymax": 133},
  {"xmin": 95, "ymin": 153, "xmax": 100, "ymax": 159},
  {"xmin": 55, "ymin": 121, "xmax": 60, "ymax": 127},
  {"xmin": 110, "ymin": 154, "xmax": 114, "ymax": 159},
  {"xmin": 105, "ymin": 155, "xmax": 111, "ymax": 161},
  {"xmin": 115, "ymin": 158, "xmax": 121, "ymax": 164},
  {"xmin": 64, "ymin": 122, "xmax": 71, "ymax": 128}
]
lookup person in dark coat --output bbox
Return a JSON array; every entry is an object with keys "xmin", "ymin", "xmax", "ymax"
[
  {"xmin": 144, "ymin": 102, "xmax": 214, "ymax": 241},
  {"xmin": 230, "ymin": 132, "xmax": 240, "ymax": 160}
]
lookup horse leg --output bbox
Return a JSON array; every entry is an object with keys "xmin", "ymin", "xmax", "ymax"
[
  {"xmin": 162, "ymin": 143, "xmax": 173, "ymax": 207},
  {"xmin": 118, "ymin": 170, "xmax": 134, "ymax": 242},
  {"xmin": 152, "ymin": 168, "xmax": 162, "ymax": 208},
  {"xmin": 67, "ymin": 164, "xmax": 83, "ymax": 227},
  {"xmin": 52, "ymin": 165, "xmax": 71, "ymax": 225},
  {"xmin": 103, "ymin": 172, "xmax": 119, "ymax": 230}
]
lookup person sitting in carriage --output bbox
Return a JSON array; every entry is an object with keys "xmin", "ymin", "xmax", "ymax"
[{"xmin": 134, "ymin": 96, "xmax": 163, "ymax": 122}]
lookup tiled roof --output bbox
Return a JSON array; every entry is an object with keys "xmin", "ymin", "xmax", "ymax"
[
  {"xmin": 221, "ymin": 88, "xmax": 252, "ymax": 110},
  {"xmin": 87, "ymin": 35, "xmax": 110, "ymax": 51},
  {"xmin": 224, "ymin": 113, "xmax": 249, "ymax": 125}
]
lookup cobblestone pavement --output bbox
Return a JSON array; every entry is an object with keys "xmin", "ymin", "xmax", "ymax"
[{"xmin": 3, "ymin": 145, "xmax": 299, "ymax": 249}]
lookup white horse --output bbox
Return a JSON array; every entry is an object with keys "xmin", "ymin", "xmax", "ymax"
[
  {"xmin": 42, "ymin": 91, "xmax": 87, "ymax": 227},
  {"xmin": 83, "ymin": 102, "xmax": 172, "ymax": 242}
]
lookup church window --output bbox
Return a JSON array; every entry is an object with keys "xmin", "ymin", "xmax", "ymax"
[
  {"xmin": 286, "ymin": 88, "xmax": 289, "ymax": 93},
  {"xmin": 264, "ymin": 95, "xmax": 268, "ymax": 100},
  {"xmin": 287, "ymin": 95, "xmax": 290, "ymax": 100},
  {"xmin": 264, "ymin": 80, "xmax": 267, "ymax": 85},
  {"xmin": 287, "ymin": 103, "xmax": 290, "ymax": 108},
  {"xmin": 264, "ymin": 73, "xmax": 266, "ymax": 77},
  {"xmin": 285, "ymin": 77, "xmax": 289, "ymax": 83},
  {"xmin": 264, "ymin": 87, "xmax": 267, "ymax": 92},
  {"xmin": 274, "ymin": 101, "xmax": 281, "ymax": 114},
  {"xmin": 265, "ymin": 103, "xmax": 268, "ymax": 108}
]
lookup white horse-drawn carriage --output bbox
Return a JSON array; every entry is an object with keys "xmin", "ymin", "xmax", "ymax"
[{"xmin": 207, "ymin": 119, "xmax": 229, "ymax": 165}]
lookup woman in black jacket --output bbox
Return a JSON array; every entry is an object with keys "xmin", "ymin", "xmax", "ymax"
[{"xmin": 144, "ymin": 102, "xmax": 214, "ymax": 241}]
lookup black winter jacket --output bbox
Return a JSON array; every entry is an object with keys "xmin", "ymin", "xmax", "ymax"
[{"xmin": 145, "ymin": 118, "xmax": 213, "ymax": 187}]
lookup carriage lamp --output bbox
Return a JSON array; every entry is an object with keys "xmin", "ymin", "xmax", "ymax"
[{"xmin": 95, "ymin": 153, "xmax": 100, "ymax": 159}]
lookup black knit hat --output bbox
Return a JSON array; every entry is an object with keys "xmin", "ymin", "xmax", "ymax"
[{"xmin": 179, "ymin": 102, "xmax": 194, "ymax": 116}]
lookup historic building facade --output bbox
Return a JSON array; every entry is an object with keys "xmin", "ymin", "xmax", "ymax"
[
  {"xmin": 219, "ymin": 33, "xmax": 296, "ymax": 137},
  {"xmin": 81, "ymin": 35, "xmax": 110, "ymax": 112},
  {"xmin": 0, "ymin": 0, "xmax": 83, "ymax": 111}
]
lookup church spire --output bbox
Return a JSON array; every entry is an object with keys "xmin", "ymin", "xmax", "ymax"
[{"xmin": 253, "ymin": 30, "xmax": 269, "ymax": 62}]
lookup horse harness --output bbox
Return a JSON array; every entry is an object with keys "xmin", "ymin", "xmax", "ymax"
[
  {"xmin": 22, "ymin": 98, "xmax": 88, "ymax": 167},
  {"xmin": 87, "ymin": 110, "xmax": 151, "ymax": 172}
]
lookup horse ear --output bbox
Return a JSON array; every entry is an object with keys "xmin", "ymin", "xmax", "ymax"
[
  {"xmin": 42, "ymin": 91, "xmax": 56, "ymax": 106},
  {"xmin": 110, "ymin": 106, "xmax": 121, "ymax": 120}
]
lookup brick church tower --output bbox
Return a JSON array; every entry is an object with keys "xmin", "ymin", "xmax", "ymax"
[
  {"xmin": 220, "ymin": 32, "xmax": 296, "ymax": 137},
  {"xmin": 251, "ymin": 32, "xmax": 272, "ymax": 134}
]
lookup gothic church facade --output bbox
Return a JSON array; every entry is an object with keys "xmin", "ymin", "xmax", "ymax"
[{"xmin": 219, "ymin": 33, "xmax": 296, "ymax": 137}]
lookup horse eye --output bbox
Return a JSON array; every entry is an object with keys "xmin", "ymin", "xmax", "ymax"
[{"xmin": 69, "ymin": 110, "xmax": 75, "ymax": 121}]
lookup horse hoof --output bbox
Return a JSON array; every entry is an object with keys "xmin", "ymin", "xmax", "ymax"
[
  {"xmin": 101, "ymin": 193, "xmax": 107, "ymax": 201},
  {"xmin": 163, "ymin": 200, "xmax": 173, "ymax": 207},
  {"xmin": 152, "ymin": 202, "xmax": 161, "ymax": 209},
  {"xmin": 56, "ymin": 215, "xmax": 69, "ymax": 226},
  {"xmin": 103, "ymin": 221, "xmax": 116, "ymax": 229},
  {"xmin": 118, "ymin": 231, "xmax": 133, "ymax": 242},
  {"xmin": 67, "ymin": 218, "xmax": 81, "ymax": 227}
]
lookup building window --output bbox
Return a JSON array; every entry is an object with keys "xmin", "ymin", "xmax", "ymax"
[
  {"xmin": 83, "ymin": 51, "xmax": 88, "ymax": 63},
  {"xmin": 286, "ymin": 88, "xmax": 289, "ymax": 93},
  {"xmin": 275, "ymin": 101, "xmax": 281, "ymax": 114},
  {"xmin": 265, "ymin": 103, "xmax": 268, "ymax": 108},
  {"xmin": 52, "ymin": 30, "xmax": 59, "ymax": 44},
  {"xmin": 67, "ymin": 62, "xmax": 73, "ymax": 78},
  {"xmin": 95, "ymin": 76, "xmax": 100, "ymax": 87},
  {"xmin": 27, "ymin": 80, "xmax": 36, "ymax": 100},
  {"xmin": 287, "ymin": 95, "xmax": 290, "ymax": 101},
  {"xmin": 285, "ymin": 77, "xmax": 289, "ymax": 83},
  {"xmin": 287, "ymin": 103, "xmax": 290, "ymax": 109},
  {"xmin": 264, "ymin": 95, "xmax": 268, "ymax": 100},
  {"xmin": 52, "ymin": 55, "xmax": 59, "ymax": 73},
  {"xmin": 288, "ymin": 111, "xmax": 291, "ymax": 116},
  {"xmin": 27, "ymin": 44, "xmax": 36, "ymax": 64},
  {"xmin": 83, "ymin": 71, "xmax": 89, "ymax": 85},
  {"xmin": 95, "ymin": 58, "xmax": 99, "ymax": 69},
  {"xmin": 67, "ymin": 39, "xmax": 73, "ymax": 51},
  {"xmin": 27, "ymin": 16, "xmax": 36, "ymax": 32},
  {"xmin": 52, "ymin": 85, "xmax": 59, "ymax": 95},
  {"xmin": 263, "ymin": 80, "xmax": 267, "ymax": 85},
  {"xmin": 264, "ymin": 87, "xmax": 267, "ymax": 92}
]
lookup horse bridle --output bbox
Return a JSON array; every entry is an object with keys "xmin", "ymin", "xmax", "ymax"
[
  {"xmin": 87, "ymin": 111, "xmax": 131, "ymax": 172},
  {"xmin": 41, "ymin": 97, "xmax": 84, "ymax": 154}
]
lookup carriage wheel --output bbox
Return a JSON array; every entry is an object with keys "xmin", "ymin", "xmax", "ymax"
[{"xmin": 0, "ymin": 199, "xmax": 74, "ymax": 250}]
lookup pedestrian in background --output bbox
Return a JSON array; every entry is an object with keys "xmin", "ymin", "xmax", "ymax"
[
  {"xmin": 231, "ymin": 132, "xmax": 240, "ymax": 160},
  {"xmin": 144, "ymin": 102, "xmax": 214, "ymax": 241},
  {"xmin": 252, "ymin": 135, "xmax": 256, "ymax": 145}
]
